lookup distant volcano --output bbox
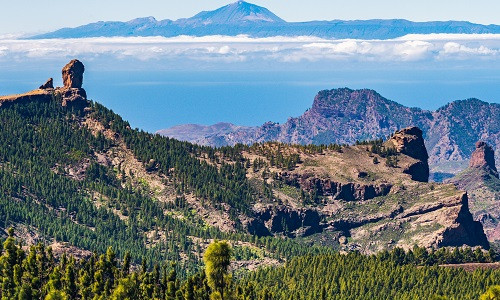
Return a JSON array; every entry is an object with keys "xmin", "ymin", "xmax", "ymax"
[
  {"xmin": 183, "ymin": 1, "xmax": 285, "ymax": 25},
  {"xmin": 31, "ymin": 1, "xmax": 500, "ymax": 39}
]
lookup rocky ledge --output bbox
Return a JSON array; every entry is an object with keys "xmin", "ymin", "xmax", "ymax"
[{"xmin": 0, "ymin": 59, "xmax": 87, "ymax": 107}]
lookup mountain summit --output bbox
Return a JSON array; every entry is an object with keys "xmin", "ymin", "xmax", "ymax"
[
  {"xmin": 183, "ymin": 1, "xmax": 285, "ymax": 25},
  {"xmin": 31, "ymin": 1, "xmax": 500, "ymax": 39}
]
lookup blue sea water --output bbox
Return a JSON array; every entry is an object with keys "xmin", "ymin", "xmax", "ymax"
[{"xmin": 1, "ymin": 66, "xmax": 499, "ymax": 133}]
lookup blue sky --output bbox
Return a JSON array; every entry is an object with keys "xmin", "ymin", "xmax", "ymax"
[{"xmin": 1, "ymin": 0, "xmax": 499, "ymax": 35}]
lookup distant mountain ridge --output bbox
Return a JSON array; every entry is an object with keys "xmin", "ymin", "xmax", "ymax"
[
  {"xmin": 158, "ymin": 88, "xmax": 500, "ymax": 175},
  {"xmin": 31, "ymin": 1, "xmax": 500, "ymax": 39}
]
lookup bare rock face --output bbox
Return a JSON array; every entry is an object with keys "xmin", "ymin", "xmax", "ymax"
[
  {"xmin": 62, "ymin": 59, "xmax": 85, "ymax": 88},
  {"xmin": 248, "ymin": 205, "xmax": 322, "ymax": 237},
  {"xmin": 55, "ymin": 88, "xmax": 87, "ymax": 107},
  {"xmin": 279, "ymin": 171, "xmax": 392, "ymax": 201},
  {"xmin": 447, "ymin": 141, "xmax": 500, "ymax": 243},
  {"xmin": 385, "ymin": 126, "xmax": 430, "ymax": 182},
  {"xmin": 57, "ymin": 59, "xmax": 87, "ymax": 106},
  {"xmin": 39, "ymin": 78, "xmax": 53, "ymax": 90},
  {"xmin": 470, "ymin": 141, "xmax": 498, "ymax": 176},
  {"xmin": 0, "ymin": 60, "xmax": 88, "ymax": 108}
]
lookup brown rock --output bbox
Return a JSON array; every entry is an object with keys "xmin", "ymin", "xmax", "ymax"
[
  {"xmin": 385, "ymin": 126, "xmax": 429, "ymax": 182},
  {"xmin": 55, "ymin": 88, "xmax": 87, "ymax": 107},
  {"xmin": 470, "ymin": 141, "xmax": 498, "ymax": 174},
  {"xmin": 39, "ymin": 78, "xmax": 53, "ymax": 89},
  {"xmin": 62, "ymin": 59, "xmax": 85, "ymax": 88}
]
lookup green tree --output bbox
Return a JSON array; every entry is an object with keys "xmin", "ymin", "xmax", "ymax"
[
  {"xmin": 481, "ymin": 286, "xmax": 500, "ymax": 300},
  {"xmin": 203, "ymin": 241, "xmax": 232, "ymax": 299}
]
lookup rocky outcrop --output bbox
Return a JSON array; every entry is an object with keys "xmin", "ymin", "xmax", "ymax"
[
  {"xmin": 158, "ymin": 89, "xmax": 500, "ymax": 175},
  {"xmin": 448, "ymin": 141, "xmax": 500, "ymax": 243},
  {"xmin": 248, "ymin": 205, "xmax": 322, "ymax": 237},
  {"xmin": 470, "ymin": 141, "xmax": 498, "ymax": 176},
  {"xmin": 439, "ymin": 193, "xmax": 489, "ymax": 248},
  {"xmin": 385, "ymin": 126, "xmax": 429, "ymax": 182},
  {"xmin": 62, "ymin": 59, "xmax": 85, "ymax": 88},
  {"xmin": 55, "ymin": 87, "xmax": 87, "ymax": 107},
  {"xmin": 0, "ymin": 60, "xmax": 87, "ymax": 108},
  {"xmin": 39, "ymin": 78, "xmax": 53, "ymax": 90},
  {"xmin": 279, "ymin": 171, "xmax": 392, "ymax": 201}
]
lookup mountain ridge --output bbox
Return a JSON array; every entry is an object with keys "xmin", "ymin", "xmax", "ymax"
[
  {"xmin": 0, "ymin": 60, "xmax": 490, "ymax": 261},
  {"xmin": 30, "ymin": 1, "xmax": 500, "ymax": 39},
  {"xmin": 158, "ymin": 88, "xmax": 500, "ymax": 176}
]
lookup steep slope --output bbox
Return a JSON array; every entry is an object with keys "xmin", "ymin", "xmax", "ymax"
[
  {"xmin": 0, "ymin": 61, "xmax": 489, "ymax": 270},
  {"xmin": 31, "ymin": 2, "xmax": 500, "ymax": 39},
  {"xmin": 159, "ymin": 88, "xmax": 500, "ymax": 176},
  {"xmin": 448, "ymin": 142, "xmax": 500, "ymax": 244}
]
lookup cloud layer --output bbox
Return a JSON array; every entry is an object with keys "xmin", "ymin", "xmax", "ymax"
[{"xmin": 0, "ymin": 34, "xmax": 498, "ymax": 63}]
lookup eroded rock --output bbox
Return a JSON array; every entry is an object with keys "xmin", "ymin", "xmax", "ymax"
[
  {"xmin": 385, "ymin": 126, "xmax": 429, "ymax": 182},
  {"xmin": 62, "ymin": 59, "xmax": 85, "ymax": 88},
  {"xmin": 39, "ymin": 78, "xmax": 53, "ymax": 89},
  {"xmin": 470, "ymin": 141, "xmax": 498, "ymax": 176}
]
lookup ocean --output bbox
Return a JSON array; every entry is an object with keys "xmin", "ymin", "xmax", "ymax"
[{"xmin": 1, "ymin": 67, "xmax": 499, "ymax": 132}]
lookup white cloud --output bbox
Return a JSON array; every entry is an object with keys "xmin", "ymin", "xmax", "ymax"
[{"xmin": 0, "ymin": 34, "xmax": 498, "ymax": 63}]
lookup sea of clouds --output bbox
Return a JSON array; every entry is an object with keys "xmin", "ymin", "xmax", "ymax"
[{"xmin": 0, "ymin": 34, "xmax": 498, "ymax": 64}]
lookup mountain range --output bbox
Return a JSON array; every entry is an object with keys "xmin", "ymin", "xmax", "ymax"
[
  {"xmin": 0, "ymin": 60, "xmax": 494, "ymax": 266},
  {"xmin": 158, "ymin": 88, "xmax": 500, "ymax": 179},
  {"xmin": 31, "ymin": 1, "xmax": 500, "ymax": 40}
]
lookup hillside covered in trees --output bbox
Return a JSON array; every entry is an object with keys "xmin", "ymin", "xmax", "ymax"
[{"xmin": 0, "ymin": 60, "xmax": 498, "ymax": 299}]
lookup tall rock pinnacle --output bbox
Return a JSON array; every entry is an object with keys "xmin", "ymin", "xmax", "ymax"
[
  {"xmin": 470, "ymin": 141, "xmax": 498, "ymax": 177},
  {"xmin": 62, "ymin": 59, "xmax": 85, "ymax": 88},
  {"xmin": 385, "ymin": 126, "xmax": 430, "ymax": 182}
]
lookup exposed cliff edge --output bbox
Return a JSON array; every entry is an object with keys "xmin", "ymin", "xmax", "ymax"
[
  {"xmin": 448, "ymin": 141, "xmax": 500, "ymax": 243},
  {"xmin": 240, "ymin": 130, "xmax": 488, "ymax": 251},
  {"xmin": 0, "ymin": 59, "xmax": 87, "ymax": 108},
  {"xmin": 385, "ymin": 126, "xmax": 430, "ymax": 182}
]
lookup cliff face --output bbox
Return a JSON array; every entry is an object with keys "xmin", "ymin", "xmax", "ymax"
[
  {"xmin": 158, "ymin": 88, "xmax": 500, "ymax": 176},
  {"xmin": 448, "ymin": 141, "xmax": 500, "ymax": 243},
  {"xmin": 385, "ymin": 127, "xmax": 430, "ymax": 182}
]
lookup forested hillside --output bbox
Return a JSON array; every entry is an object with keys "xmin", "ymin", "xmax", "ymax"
[
  {"xmin": 0, "ymin": 60, "xmax": 498, "ymax": 299},
  {"xmin": 1, "ymin": 234, "xmax": 498, "ymax": 299}
]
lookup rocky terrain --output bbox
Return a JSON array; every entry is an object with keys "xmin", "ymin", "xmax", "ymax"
[
  {"xmin": 448, "ymin": 141, "xmax": 500, "ymax": 244},
  {"xmin": 241, "ymin": 127, "xmax": 488, "ymax": 252},
  {"xmin": 0, "ymin": 60, "xmax": 491, "ymax": 266},
  {"xmin": 159, "ymin": 88, "xmax": 500, "ymax": 179}
]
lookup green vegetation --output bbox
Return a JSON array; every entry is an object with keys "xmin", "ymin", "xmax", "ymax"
[
  {"xmin": 0, "ymin": 96, "xmax": 333, "ymax": 275},
  {"xmin": 1, "ymin": 234, "xmax": 498, "ymax": 300}
]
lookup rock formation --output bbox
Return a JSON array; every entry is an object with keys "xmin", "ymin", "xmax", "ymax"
[
  {"xmin": 0, "ymin": 59, "xmax": 87, "ymax": 107},
  {"xmin": 158, "ymin": 88, "xmax": 500, "ymax": 177},
  {"xmin": 62, "ymin": 59, "xmax": 85, "ymax": 88},
  {"xmin": 385, "ymin": 126, "xmax": 430, "ymax": 182},
  {"xmin": 279, "ymin": 171, "xmax": 392, "ymax": 201},
  {"xmin": 39, "ymin": 78, "xmax": 53, "ymax": 90},
  {"xmin": 470, "ymin": 141, "xmax": 498, "ymax": 177},
  {"xmin": 448, "ymin": 141, "xmax": 500, "ymax": 243},
  {"xmin": 248, "ymin": 205, "xmax": 322, "ymax": 237}
]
